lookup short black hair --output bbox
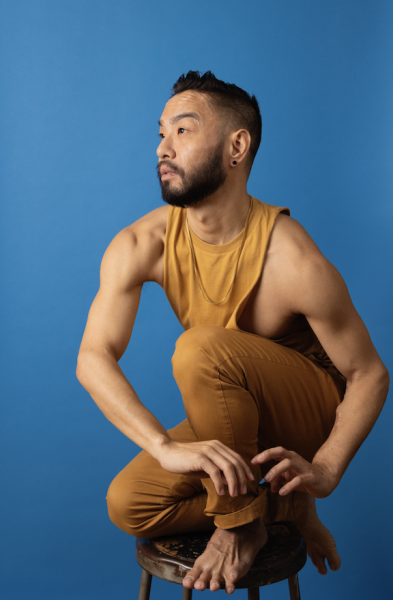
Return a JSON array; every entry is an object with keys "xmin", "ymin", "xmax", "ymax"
[{"xmin": 172, "ymin": 71, "xmax": 262, "ymax": 172}]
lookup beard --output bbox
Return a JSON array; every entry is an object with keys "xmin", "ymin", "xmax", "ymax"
[{"xmin": 156, "ymin": 140, "xmax": 227, "ymax": 208}]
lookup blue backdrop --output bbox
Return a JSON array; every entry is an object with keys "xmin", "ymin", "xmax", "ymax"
[{"xmin": 1, "ymin": 1, "xmax": 392, "ymax": 598}]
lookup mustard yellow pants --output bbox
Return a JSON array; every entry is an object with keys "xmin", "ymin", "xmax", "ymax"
[{"xmin": 107, "ymin": 326, "xmax": 344, "ymax": 537}]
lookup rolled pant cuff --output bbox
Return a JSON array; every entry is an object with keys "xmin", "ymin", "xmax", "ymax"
[
  {"xmin": 213, "ymin": 495, "xmax": 269, "ymax": 530},
  {"xmin": 211, "ymin": 489, "xmax": 309, "ymax": 530}
]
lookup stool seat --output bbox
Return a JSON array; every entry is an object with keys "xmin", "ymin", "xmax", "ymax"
[{"xmin": 136, "ymin": 521, "xmax": 307, "ymax": 599}]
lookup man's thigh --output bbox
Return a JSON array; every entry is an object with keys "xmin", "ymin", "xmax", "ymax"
[
  {"xmin": 106, "ymin": 419, "xmax": 213, "ymax": 536},
  {"xmin": 173, "ymin": 326, "xmax": 343, "ymax": 463}
]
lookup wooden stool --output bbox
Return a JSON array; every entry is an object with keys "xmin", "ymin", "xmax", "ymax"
[{"xmin": 136, "ymin": 521, "xmax": 307, "ymax": 599}]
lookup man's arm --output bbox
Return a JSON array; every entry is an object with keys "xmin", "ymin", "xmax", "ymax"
[
  {"xmin": 76, "ymin": 226, "xmax": 169, "ymax": 451},
  {"xmin": 77, "ymin": 220, "xmax": 254, "ymax": 497},
  {"xmin": 252, "ymin": 217, "xmax": 389, "ymax": 497}
]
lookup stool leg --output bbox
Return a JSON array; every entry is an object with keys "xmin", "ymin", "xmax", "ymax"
[
  {"xmin": 288, "ymin": 574, "xmax": 301, "ymax": 600},
  {"xmin": 248, "ymin": 587, "xmax": 260, "ymax": 600},
  {"xmin": 138, "ymin": 569, "xmax": 152, "ymax": 600},
  {"xmin": 182, "ymin": 586, "xmax": 193, "ymax": 600}
]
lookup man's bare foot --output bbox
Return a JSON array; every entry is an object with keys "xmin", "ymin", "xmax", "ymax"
[
  {"xmin": 182, "ymin": 518, "xmax": 268, "ymax": 594},
  {"xmin": 296, "ymin": 495, "xmax": 341, "ymax": 575}
]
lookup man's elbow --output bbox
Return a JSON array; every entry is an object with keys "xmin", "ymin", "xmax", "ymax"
[
  {"xmin": 76, "ymin": 352, "xmax": 87, "ymax": 386},
  {"xmin": 347, "ymin": 360, "xmax": 389, "ymax": 400},
  {"xmin": 76, "ymin": 347, "xmax": 116, "ymax": 387},
  {"xmin": 380, "ymin": 363, "xmax": 390, "ymax": 397},
  {"xmin": 76, "ymin": 350, "xmax": 96, "ymax": 388},
  {"xmin": 364, "ymin": 360, "xmax": 389, "ymax": 402}
]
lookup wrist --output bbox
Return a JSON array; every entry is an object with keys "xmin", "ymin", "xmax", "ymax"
[
  {"xmin": 149, "ymin": 433, "xmax": 174, "ymax": 461},
  {"xmin": 311, "ymin": 455, "xmax": 342, "ymax": 489}
]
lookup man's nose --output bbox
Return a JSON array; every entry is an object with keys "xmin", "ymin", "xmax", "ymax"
[{"xmin": 157, "ymin": 136, "xmax": 175, "ymax": 160}]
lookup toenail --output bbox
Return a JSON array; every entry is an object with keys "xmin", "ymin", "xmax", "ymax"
[{"xmin": 184, "ymin": 576, "xmax": 194, "ymax": 581}]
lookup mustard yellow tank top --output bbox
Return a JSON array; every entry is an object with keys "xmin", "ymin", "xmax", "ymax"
[{"xmin": 164, "ymin": 196, "xmax": 345, "ymax": 384}]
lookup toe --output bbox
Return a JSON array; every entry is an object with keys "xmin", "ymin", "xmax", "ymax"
[
  {"xmin": 183, "ymin": 565, "xmax": 204, "ymax": 589},
  {"xmin": 194, "ymin": 579, "xmax": 207, "ymax": 591},
  {"xmin": 228, "ymin": 569, "xmax": 240, "ymax": 582},
  {"xmin": 309, "ymin": 550, "xmax": 327, "ymax": 575},
  {"xmin": 328, "ymin": 553, "xmax": 341, "ymax": 572},
  {"xmin": 224, "ymin": 570, "xmax": 239, "ymax": 594},
  {"xmin": 182, "ymin": 575, "xmax": 195, "ymax": 589},
  {"xmin": 210, "ymin": 579, "xmax": 221, "ymax": 592},
  {"xmin": 318, "ymin": 565, "xmax": 327, "ymax": 575},
  {"xmin": 194, "ymin": 570, "xmax": 214, "ymax": 592}
]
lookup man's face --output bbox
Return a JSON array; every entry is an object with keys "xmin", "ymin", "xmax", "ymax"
[{"xmin": 157, "ymin": 92, "xmax": 227, "ymax": 208}]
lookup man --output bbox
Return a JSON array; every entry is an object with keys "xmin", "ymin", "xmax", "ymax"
[{"xmin": 76, "ymin": 71, "xmax": 389, "ymax": 595}]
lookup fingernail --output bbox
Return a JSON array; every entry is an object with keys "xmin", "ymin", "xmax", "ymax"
[
  {"xmin": 184, "ymin": 576, "xmax": 194, "ymax": 581},
  {"xmin": 264, "ymin": 473, "xmax": 271, "ymax": 481},
  {"xmin": 227, "ymin": 586, "xmax": 234, "ymax": 593},
  {"xmin": 249, "ymin": 471, "xmax": 255, "ymax": 480},
  {"xmin": 242, "ymin": 484, "xmax": 247, "ymax": 494},
  {"xmin": 279, "ymin": 487, "xmax": 286, "ymax": 495}
]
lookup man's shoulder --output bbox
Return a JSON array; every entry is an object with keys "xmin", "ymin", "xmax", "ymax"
[
  {"xmin": 126, "ymin": 204, "xmax": 169, "ymax": 241},
  {"xmin": 103, "ymin": 205, "xmax": 169, "ymax": 286},
  {"xmin": 267, "ymin": 213, "xmax": 339, "ymax": 306},
  {"xmin": 112, "ymin": 205, "xmax": 168, "ymax": 252},
  {"xmin": 269, "ymin": 213, "xmax": 321, "ymax": 261}
]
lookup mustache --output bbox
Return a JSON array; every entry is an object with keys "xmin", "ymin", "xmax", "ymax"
[{"xmin": 156, "ymin": 161, "xmax": 185, "ymax": 180}]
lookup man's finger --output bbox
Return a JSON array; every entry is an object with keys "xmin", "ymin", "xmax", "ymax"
[
  {"xmin": 213, "ymin": 442, "xmax": 255, "ymax": 481},
  {"xmin": 220, "ymin": 452, "xmax": 249, "ymax": 494},
  {"xmin": 264, "ymin": 458, "xmax": 295, "ymax": 483},
  {"xmin": 251, "ymin": 446, "xmax": 292, "ymax": 464},
  {"xmin": 221, "ymin": 463, "xmax": 238, "ymax": 496},
  {"xmin": 200, "ymin": 458, "xmax": 225, "ymax": 496},
  {"xmin": 208, "ymin": 442, "xmax": 254, "ymax": 491},
  {"xmin": 278, "ymin": 474, "xmax": 305, "ymax": 495},
  {"xmin": 270, "ymin": 473, "xmax": 287, "ymax": 493},
  {"xmin": 200, "ymin": 452, "xmax": 239, "ymax": 497}
]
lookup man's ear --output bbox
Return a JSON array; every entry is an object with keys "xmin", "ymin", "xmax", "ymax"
[{"xmin": 228, "ymin": 129, "xmax": 251, "ymax": 168}]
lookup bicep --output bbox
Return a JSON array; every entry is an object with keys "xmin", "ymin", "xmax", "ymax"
[
  {"xmin": 79, "ymin": 230, "xmax": 144, "ymax": 361},
  {"xmin": 80, "ymin": 284, "xmax": 142, "ymax": 361},
  {"xmin": 295, "ymin": 258, "xmax": 381, "ymax": 380}
]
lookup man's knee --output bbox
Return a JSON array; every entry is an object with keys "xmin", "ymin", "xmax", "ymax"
[
  {"xmin": 106, "ymin": 469, "xmax": 157, "ymax": 538},
  {"xmin": 172, "ymin": 326, "xmax": 225, "ymax": 384}
]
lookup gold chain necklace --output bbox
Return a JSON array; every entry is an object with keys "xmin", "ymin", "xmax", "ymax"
[{"xmin": 185, "ymin": 196, "xmax": 253, "ymax": 305}]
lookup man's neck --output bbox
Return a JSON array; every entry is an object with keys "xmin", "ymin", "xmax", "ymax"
[{"xmin": 186, "ymin": 183, "xmax": 251, "ymax": 246}]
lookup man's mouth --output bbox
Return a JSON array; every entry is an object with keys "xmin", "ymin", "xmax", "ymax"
[
  {"xmin": 159, "ymin": 164, "xmax": 180, "ymax": 181},
  {"xmin": 161, "ymin": 171, "xmax": 178, "ymax": 180}
]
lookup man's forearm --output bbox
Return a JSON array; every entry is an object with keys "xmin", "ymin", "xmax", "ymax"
[
  {"xmin": 312, "ymin": 363, "xmax": 389, "ymax": 486},
  {"xmin": 76, "ymin": 350, "xmax": 170, "ymax": 459}
]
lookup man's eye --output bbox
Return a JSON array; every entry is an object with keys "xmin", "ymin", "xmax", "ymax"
[
  {"xmin": 178, "ymin": 127, "xmax": 186, "ymax": 134},
  {"xmin": 159, "ymin": 133, "xmax": 165, "ymax": 139}
]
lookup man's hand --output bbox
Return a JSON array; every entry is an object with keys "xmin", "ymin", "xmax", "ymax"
[
  {"xmin": 159, "ymin": 439, "xmax": 255, "ymax": 497},
  {"xmin": 251, "ymin": 447, "xmax": 338, "ymax": 499}
]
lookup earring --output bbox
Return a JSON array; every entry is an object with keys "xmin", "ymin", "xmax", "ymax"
[{"xmin": 232, "ymin": 161, "xmax": 237, "ymax": 165}]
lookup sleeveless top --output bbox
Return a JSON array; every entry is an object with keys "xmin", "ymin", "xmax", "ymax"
[{"xmin": 164, "ymin": 196, "xmax": 345, "ymax": 385}]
